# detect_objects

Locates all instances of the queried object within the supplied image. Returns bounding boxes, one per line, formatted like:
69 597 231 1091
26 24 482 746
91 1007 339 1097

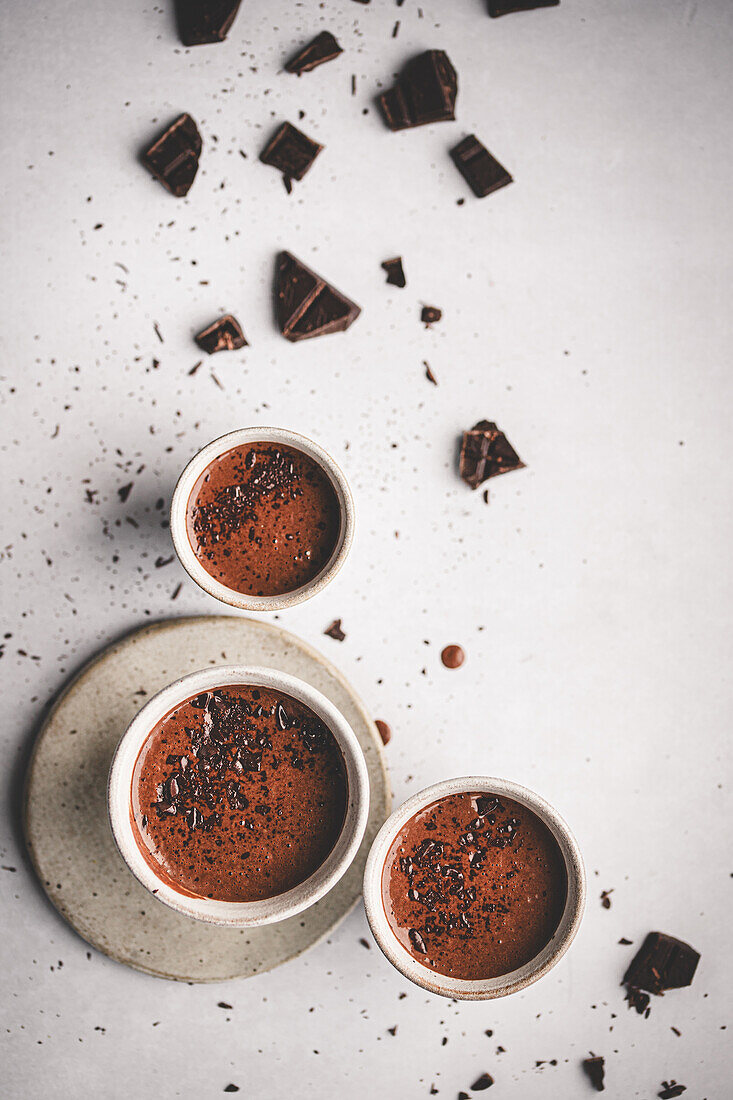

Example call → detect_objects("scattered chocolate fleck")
392 20 400 36
459 420 525 490
324 619 346 641
450 135 513 198
488 0 559 15
387 1025 397 1036
223 1086 240 1095
175 0 242 45
285 31 343 75
471 1073 494 1091
275 251 361 342
155 555 174 568
671 1026 681 1037
618 937 633 945
153 322 164 343
441 644 465 669
581 1056 605 1092
195 314 248 354
375 719 392 745
658 1083 686 1099
623 932 700 996
625 985 651 1016
171 582 183 600
381 257 406 288
424 361 438 385
421 305 442 326
600 889 613 909
188 360 203 375
142 114 202 198
118 483 133 503
378 50 458 131
359 937 371 949
217 1001 232 1009
260 122 323 185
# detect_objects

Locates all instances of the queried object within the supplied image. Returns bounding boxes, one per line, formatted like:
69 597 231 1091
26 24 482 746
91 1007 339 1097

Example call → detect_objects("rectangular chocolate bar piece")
450 135 513 198
379 50 457 131
260 122 323 183
285 31 343 75
176 0 242 45
142 113 202 197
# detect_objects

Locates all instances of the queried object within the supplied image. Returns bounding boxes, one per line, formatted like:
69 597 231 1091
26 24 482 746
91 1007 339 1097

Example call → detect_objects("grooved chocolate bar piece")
285 31 343 74
195 315 248 354
275 252 361 342
459 420 525 489
378 50 457 131
175 0 242 45
450 135 513 198
142 114 202 197
382 257 406 287
488 0 559 15
260 122 323 184
623 932 700 996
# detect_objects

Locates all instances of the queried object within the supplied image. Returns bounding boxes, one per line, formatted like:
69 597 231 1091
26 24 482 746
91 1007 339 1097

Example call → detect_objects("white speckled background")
2 1 731 1097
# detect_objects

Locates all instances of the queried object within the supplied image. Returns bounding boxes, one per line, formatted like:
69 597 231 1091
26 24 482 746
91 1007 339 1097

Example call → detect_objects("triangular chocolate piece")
195 314 248 354
275 252 360 342
175 0 242 46
285 31 343 75
142 114 202 197
459 420 525 489
379 50 457 131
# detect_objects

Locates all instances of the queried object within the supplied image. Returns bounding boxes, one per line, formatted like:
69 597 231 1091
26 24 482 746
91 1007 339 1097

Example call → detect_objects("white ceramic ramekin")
363 776 585 1000
108 665 370 927
170 427 355 611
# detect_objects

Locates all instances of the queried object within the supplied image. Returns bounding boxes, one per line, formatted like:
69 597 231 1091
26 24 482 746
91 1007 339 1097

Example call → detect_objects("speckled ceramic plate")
24 616 391 982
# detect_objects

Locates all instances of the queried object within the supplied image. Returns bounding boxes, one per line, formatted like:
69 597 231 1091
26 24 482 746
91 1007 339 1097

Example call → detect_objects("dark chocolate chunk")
381 257 406 287
441 644 465 669
375 719 392 745
625 985 651 1016
582 1056 605 1092
489 0 559 15
471 1074 494 1091
195 314 248 354
450 135 513 199
275 252 360 342
421 305 442 326
285 31 343 75
658 1083 686 1099
623 932 700 996
600 889 613 909
217 1001 232 1009
324 619 346 641
260 122 323 184
459 420 525 489
378 50 457 131
142 113 202 197
117 483 133 503
175 0 242 46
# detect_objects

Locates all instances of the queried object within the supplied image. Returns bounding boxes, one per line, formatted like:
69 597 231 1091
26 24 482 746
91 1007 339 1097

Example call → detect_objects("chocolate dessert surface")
132 684 348 902
186 441 341 597
382 792 567 980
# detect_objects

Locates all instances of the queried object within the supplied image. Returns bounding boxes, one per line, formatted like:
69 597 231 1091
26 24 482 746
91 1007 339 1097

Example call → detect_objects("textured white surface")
1 0 731 1097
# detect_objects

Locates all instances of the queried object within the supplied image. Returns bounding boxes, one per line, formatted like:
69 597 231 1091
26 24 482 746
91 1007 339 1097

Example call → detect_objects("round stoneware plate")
24 616 391 982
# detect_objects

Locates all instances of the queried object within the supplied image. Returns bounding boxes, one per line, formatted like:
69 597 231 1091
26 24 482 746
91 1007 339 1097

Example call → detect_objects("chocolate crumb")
618 937 633 945
324 619 346 641
388 1025 397 1036
118 483 133 503
600 889 613 909
421 305 442 326
441 644 465 669
471 1073 494 1091
195 315 248 354
424 361 438 385
375 719 392 745
223 1087 240 1095
658 1083 686 1099
217 1001 232 1009
359 937 371 949
381 257 406 288
581 1055 605 1092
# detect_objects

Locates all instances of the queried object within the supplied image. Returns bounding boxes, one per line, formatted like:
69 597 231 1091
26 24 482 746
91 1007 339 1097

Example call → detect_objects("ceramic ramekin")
108 665 370 927
170 427 355 611
363 776 585 1000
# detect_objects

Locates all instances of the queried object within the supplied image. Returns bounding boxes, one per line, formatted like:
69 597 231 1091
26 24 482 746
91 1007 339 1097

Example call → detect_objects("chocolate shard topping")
382 257 406 287
275 252 360 342
285 31 343 75
450 135 513 199
488 0 559 16
260 122 323 184
623 932 700 996
582 1056 605 1092
459 420 525 490
470 1074 494 1091
195 314 248 354
378 50 457 131
142 113 202 198
175 0 242 46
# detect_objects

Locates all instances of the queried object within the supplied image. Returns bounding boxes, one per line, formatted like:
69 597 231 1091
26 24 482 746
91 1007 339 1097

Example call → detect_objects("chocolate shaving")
581 1056 605 1092
285 31 343 75
142 113 202 198
378 50 457 131
260 122 323 184
195 314 248 354
175 0 242 45
275 251 360 342
450 135 513 199
623 932 700 996
488 0 559 16
459 420 525 490
324 619 346 641
381 257 406 287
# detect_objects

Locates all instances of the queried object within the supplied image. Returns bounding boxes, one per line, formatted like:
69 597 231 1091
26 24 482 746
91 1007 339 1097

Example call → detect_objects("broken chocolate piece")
285 31 343 75
582 1056 605 1092
378 50 457 131
470 1074 494 1091
459 420 525 490
175 0 242 46
450 135 513 198
658 1083 686 1099
623 932 700 995
194 315 248 354
260 122 323 184
142 113 202 198
421 305 442 326
489 0 559 15
324 619 346 641
625 986 651 1016
275 252 360 342
382 257 406 288
375 720 392 745
600 889 613 909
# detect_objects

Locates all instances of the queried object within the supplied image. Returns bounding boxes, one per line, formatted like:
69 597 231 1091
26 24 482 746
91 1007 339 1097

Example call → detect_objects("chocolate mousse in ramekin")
170 427 354 611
